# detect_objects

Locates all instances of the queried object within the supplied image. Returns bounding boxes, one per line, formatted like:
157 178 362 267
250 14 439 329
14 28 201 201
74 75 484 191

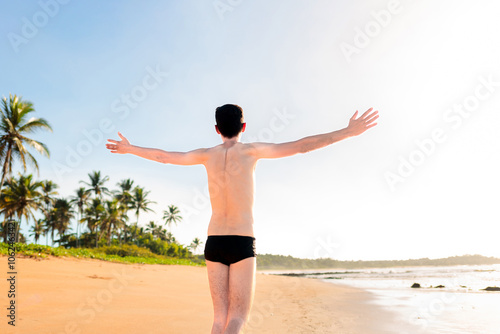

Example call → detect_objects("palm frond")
18 117 53 134
18 136 50 157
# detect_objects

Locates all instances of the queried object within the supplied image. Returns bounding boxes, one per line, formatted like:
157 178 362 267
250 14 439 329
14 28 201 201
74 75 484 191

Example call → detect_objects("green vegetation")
0 170 203 263
0 94 204 266
256 254 500 270
5 242 499 270
0 242 204 266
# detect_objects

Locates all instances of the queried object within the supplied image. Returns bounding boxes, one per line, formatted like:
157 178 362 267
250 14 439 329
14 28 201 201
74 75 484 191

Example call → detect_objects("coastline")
1 256 405 333
265 265 500 334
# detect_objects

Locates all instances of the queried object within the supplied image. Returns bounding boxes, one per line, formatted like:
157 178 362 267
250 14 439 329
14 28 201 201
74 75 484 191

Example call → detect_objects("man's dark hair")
215 104 245 138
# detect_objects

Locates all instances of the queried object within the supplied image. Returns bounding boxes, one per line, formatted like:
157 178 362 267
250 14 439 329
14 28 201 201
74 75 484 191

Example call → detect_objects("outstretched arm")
251 108 378 159
106 132 209 166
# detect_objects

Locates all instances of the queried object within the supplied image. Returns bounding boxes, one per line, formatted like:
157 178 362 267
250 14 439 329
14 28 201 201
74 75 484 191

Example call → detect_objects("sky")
1 0 499 261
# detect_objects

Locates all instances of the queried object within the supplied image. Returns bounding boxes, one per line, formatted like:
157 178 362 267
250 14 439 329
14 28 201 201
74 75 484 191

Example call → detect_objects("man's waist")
207 217 254 236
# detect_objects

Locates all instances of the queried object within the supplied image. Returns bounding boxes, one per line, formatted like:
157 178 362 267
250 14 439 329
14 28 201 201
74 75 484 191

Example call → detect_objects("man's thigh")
206 260 230 315
228 257 256 316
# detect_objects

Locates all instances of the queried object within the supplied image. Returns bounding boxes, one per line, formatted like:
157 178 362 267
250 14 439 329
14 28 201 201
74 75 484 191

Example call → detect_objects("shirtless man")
106 104 378 333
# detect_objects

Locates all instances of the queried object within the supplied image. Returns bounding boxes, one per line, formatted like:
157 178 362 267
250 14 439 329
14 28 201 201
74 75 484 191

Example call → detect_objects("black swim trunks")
204 235 256 266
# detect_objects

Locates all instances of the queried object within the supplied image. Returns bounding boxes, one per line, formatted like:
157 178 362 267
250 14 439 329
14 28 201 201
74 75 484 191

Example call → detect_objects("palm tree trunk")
95 222 100 248
2 216 6 243
76 209 80 248
107 224 112 246
2 214 12 242
14 216 20 243
0 146 12 196
119 227 122 245
51 227 55 246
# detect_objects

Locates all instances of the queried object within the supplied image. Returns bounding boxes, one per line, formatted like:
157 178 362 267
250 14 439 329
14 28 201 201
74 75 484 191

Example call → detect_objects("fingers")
365 113 379 124
107 132 125 145
106 132 126 153
352 108 376 121
106 145 120 153
360 107 374 119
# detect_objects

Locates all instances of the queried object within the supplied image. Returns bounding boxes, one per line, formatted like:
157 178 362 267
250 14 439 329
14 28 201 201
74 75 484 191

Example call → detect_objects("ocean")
269 264 500 334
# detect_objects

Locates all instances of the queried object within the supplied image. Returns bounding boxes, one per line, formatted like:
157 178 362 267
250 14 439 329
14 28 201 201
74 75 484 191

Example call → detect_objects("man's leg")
225 257 256 334
207 260 230 334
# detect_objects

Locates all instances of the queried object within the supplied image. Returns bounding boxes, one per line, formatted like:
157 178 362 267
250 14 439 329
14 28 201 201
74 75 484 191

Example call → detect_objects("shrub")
99 244 157 258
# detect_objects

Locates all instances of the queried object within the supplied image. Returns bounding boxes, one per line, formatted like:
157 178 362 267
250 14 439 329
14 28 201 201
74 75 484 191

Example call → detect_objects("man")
106 104 378 333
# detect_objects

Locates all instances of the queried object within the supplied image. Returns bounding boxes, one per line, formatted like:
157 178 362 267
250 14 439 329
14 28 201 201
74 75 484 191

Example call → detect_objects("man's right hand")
106 132 131 154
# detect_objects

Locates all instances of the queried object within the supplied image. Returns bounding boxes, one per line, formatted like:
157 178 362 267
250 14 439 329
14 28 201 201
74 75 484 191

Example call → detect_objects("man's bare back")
204 141 257 237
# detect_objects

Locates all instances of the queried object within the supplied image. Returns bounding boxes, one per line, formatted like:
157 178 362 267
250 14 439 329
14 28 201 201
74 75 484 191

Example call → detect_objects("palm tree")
0 174 42 242
131 186 155 226
45 211 58 246
82 198 105 248
145 221 157 236
189 237 203 253
114 179 134 243
156 225 169 241
145 221 171 241
40 180 58 208
0 94 52 194
39 180 58 243
70 187 89 247
128 223 145 245
43 217 51 245
29 218 45 244
52 198 75 245
101 199 128 245
80 171 110 247
165 231 176 244
80 170 110 200
163 205 182 232
115 179 134 204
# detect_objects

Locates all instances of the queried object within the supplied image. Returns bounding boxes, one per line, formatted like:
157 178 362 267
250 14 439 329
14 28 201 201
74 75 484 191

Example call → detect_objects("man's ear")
215 125 221 134
241 123 247 132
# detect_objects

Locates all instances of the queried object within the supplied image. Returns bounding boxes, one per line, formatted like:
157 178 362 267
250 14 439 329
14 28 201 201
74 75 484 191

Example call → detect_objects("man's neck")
221 136 240 144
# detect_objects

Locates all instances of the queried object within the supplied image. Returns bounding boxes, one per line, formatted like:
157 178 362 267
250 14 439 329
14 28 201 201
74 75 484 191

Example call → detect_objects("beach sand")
1 256 399 334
